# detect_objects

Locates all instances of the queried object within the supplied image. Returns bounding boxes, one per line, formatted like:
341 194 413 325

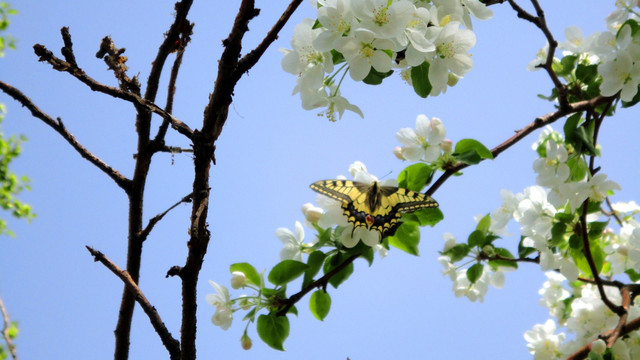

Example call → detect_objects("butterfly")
310 180 438 239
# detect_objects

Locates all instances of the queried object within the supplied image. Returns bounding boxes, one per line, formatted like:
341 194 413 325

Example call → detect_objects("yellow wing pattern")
310 180 438 238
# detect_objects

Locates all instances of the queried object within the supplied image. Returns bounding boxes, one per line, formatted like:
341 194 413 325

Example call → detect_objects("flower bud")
440 139 453 153
589 339 606 354
393 146 405 160
301 203 323 223
230 271 246 289
482 245 495 257
241 333 253 350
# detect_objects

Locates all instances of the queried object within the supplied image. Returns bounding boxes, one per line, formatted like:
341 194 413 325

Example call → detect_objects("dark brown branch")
138 192 194 241
114 2 194 360
32 42 194 140
60 26 77 68
153 47 186 146
506 0 566 109
95 36 141 94
0 80 132 192
236 0 304 75
177 2 261 359
85 246 180 360
0 294 18 360
426 96 613 197
276 253 360 317
608 286 631 347
579 200 624 315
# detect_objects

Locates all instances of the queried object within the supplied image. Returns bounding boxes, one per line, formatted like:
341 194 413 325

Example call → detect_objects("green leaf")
467 230 485 248
453 139 493 165
330 49 345 65
476 214 491 233
267 260 308 286
323 253 354 288
489 248 518 269
402 207 443 227
625 269 640 282
568 234 583 250
589 221 609 238
553 55 577 77
550 222 568 246
518 237 537 258
466 263 484 284
309 290 331 321
567 156 588 182
230 262 261 287
362 67 394 85
564 112 582 146
575 126 598 156
444 243 470 262
398 163 434 191
302 251 326 288
388 222 420 255
257 314 290 351
411 61 431 98
575 63 598 84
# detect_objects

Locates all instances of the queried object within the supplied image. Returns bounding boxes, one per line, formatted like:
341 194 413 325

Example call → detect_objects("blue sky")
1 1 638 359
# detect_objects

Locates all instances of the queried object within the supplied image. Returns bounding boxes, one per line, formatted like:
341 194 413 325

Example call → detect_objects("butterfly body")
310 180 438 238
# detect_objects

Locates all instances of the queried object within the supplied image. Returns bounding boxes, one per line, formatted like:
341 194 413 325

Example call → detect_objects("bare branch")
0 80 132 192
85 246 180 360
32 42 194 140
138 192 194 241
237 0 304 75
0 295 18 360
113 2 194 359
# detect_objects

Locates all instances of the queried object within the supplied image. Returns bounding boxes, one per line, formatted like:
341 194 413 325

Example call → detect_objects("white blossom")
396 115 447 162
524 319 565 360
276 221 305 261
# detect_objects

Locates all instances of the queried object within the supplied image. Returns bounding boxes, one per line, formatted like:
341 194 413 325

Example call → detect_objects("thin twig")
0 80 132 192
31 43 194 140
276 253 360 317
236 0 304 76
506 0 566 108
85 246 181 360
138 192 194 241
0 295 18 360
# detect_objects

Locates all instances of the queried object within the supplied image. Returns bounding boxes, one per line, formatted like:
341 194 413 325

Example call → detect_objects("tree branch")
579 200 624 315
426 95 614 197
32 40 194 140
236 0 304 76
506 0 566 108
0 80 132 192
138 192 194 242
0 294 18 360
113 2 194 359
276 253 360 317
85 246 180 360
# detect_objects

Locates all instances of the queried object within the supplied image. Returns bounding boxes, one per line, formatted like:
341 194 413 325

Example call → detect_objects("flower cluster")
280 0 492 120
524 271 640 359
438 125 640 358
529 3 640 102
